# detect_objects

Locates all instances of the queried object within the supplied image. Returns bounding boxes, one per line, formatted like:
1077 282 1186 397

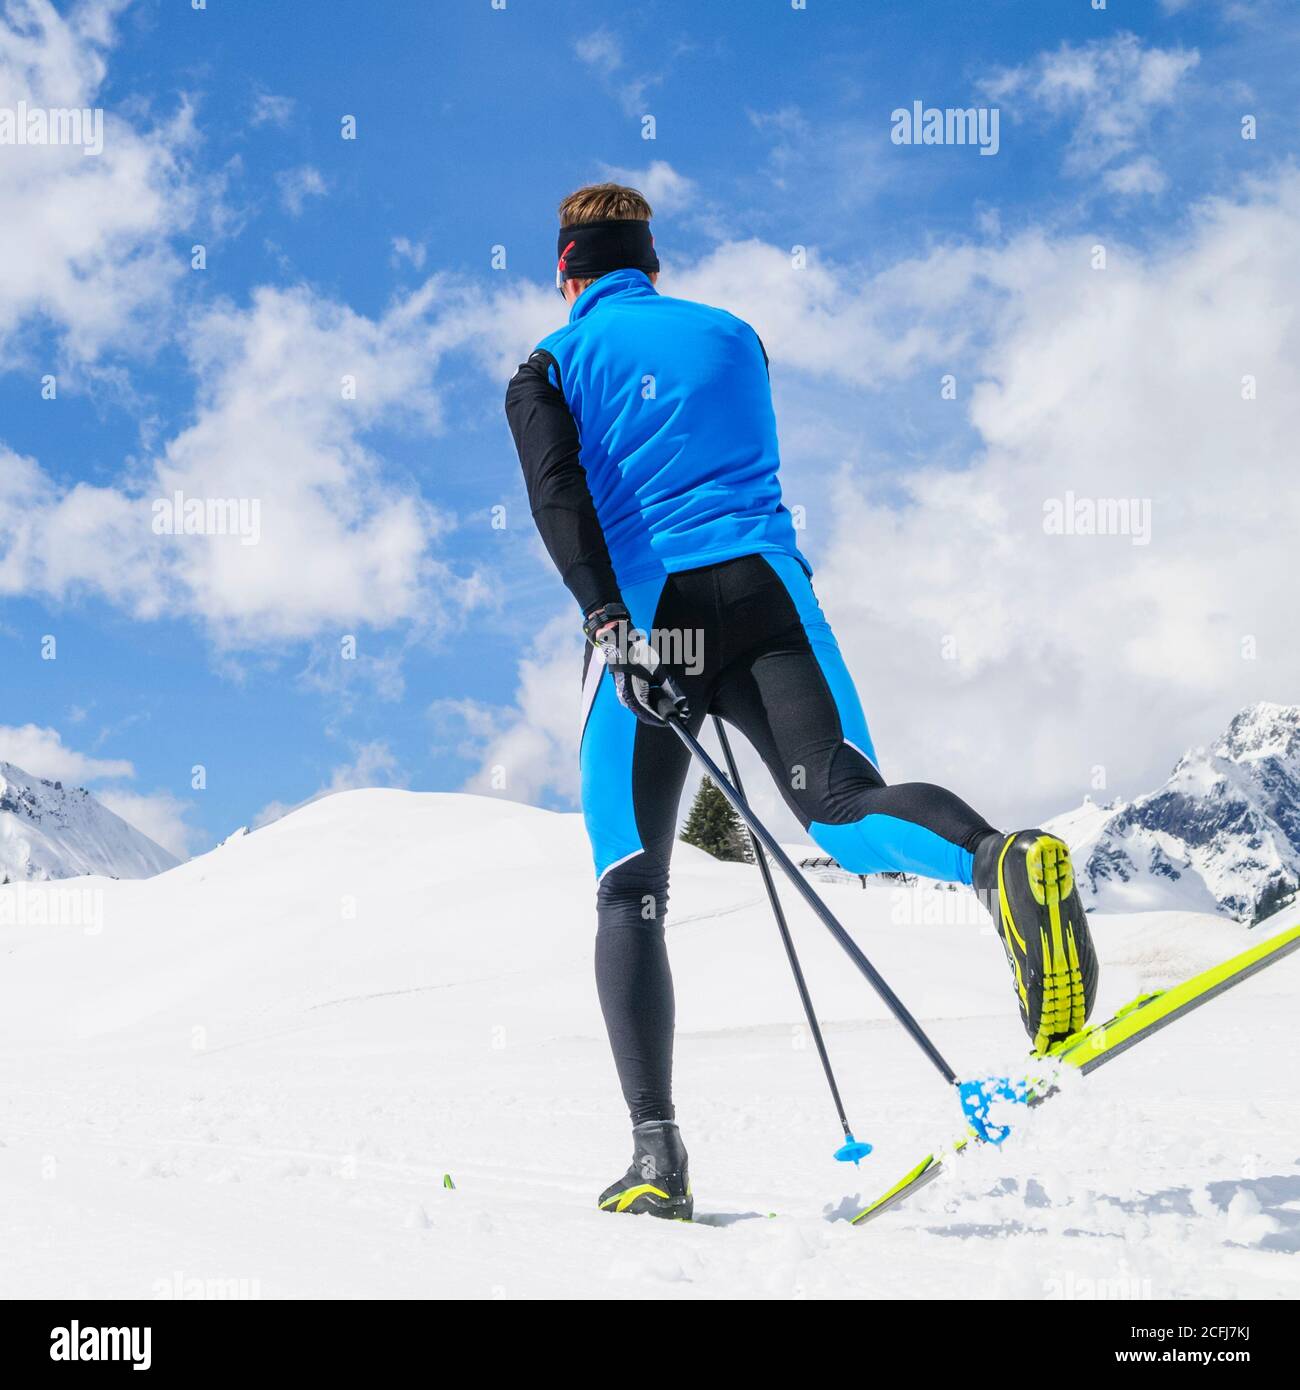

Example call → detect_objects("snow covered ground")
1 789 1297 1300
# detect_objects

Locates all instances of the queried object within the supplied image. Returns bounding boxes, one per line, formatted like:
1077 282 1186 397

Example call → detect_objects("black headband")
556 219 659 284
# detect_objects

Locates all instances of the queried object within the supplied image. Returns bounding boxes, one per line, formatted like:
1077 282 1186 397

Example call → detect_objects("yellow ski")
850 923 1300 1226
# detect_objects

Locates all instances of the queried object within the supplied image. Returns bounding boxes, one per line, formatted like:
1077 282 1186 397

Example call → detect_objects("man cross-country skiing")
505 183 1098 1220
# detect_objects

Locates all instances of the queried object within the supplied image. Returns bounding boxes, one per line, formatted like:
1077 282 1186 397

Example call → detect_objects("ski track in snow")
1 789 1297 1300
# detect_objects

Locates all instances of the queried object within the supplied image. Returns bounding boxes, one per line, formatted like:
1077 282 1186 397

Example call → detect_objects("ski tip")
834 1135 873 1164
441 1172 456 1190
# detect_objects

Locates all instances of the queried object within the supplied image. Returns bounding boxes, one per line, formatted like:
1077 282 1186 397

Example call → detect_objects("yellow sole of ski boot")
996 834 1087 1054
1022 835 1086 1053
598 1183 693 1220
599 1183 670 1213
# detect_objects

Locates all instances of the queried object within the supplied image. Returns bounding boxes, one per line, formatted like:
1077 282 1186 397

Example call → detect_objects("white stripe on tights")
843 737 881 777
597 848 644 884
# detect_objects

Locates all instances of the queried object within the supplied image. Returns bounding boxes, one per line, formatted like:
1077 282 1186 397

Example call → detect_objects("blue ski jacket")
505 268 810 612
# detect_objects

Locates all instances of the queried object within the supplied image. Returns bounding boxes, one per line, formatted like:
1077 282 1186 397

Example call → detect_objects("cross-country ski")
852 923 1300 1226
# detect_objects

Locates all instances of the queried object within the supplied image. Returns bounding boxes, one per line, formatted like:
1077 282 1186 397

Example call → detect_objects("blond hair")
558 182 653 227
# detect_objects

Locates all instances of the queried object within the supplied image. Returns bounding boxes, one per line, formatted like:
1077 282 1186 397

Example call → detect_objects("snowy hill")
0 759 179 883
1047 703 1300 922
1 787 1296 1299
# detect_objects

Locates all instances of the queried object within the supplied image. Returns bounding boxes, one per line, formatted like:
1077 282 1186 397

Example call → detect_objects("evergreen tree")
680 775 753 862
1251 876 1296 926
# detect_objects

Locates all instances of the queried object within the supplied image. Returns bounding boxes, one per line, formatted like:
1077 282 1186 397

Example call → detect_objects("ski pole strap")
582 601 630 643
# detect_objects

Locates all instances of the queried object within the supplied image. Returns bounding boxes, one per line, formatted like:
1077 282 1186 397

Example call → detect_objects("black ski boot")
973 830 1099 1053
598 1120 692 1220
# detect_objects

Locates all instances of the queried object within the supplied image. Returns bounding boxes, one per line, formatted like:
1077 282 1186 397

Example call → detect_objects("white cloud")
746 105 813 187
1104 155 1168 196
0 0 199 364
93 787 197 858
574 31 622 70
276 164 327 215
433 615 584 807
252 740 403 827
746 106 897 210
152 283 482 641
596 159 696 215
667 238 990 387
323 741 402 793
809 170 1300 823
391 235 427 269
420 272 571 385
0 4 557 656
0 723 133 782
0 0 573 657
987 33 1199 194
250 91 295 128
573 27 656 116
0 445 166 611
0 278 521 645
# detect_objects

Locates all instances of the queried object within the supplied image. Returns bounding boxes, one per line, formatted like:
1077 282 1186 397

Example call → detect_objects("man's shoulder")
655 292 754 332
651 295 765 363
533 323 575 357
533 292 760 367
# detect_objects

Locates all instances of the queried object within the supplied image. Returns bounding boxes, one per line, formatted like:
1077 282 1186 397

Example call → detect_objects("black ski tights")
595 925 676 1126
583 555 996 1125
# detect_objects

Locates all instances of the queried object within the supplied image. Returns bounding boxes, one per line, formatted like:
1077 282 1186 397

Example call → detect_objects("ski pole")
669 714 1025 1144
712 717 871 1164
667 715 958 1085
668 714 1027 1145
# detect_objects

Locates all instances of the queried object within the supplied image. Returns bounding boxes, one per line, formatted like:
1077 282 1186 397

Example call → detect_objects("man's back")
530 268 807 591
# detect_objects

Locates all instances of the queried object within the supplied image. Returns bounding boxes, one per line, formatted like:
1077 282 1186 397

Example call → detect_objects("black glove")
583 603 690 727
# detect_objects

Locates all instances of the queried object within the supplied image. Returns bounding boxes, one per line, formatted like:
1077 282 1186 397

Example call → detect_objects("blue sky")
3 0 1299 857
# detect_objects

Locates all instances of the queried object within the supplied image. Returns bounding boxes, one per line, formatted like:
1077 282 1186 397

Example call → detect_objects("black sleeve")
504 349 622 616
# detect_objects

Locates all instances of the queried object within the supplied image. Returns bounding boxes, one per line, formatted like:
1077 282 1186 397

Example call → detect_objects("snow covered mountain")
1047 703 1300 922
0 759 179 883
